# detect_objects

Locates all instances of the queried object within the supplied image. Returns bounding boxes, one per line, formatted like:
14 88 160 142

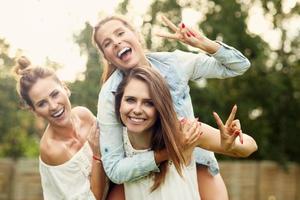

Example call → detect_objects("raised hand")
179 118 203 164
87 119 101 157
213 105 243 152
155 15 220 53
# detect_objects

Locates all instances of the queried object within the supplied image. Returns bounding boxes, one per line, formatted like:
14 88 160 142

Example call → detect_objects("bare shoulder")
73 106 95 123
40 133 68 166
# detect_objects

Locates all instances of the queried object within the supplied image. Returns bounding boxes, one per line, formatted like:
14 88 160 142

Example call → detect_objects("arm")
97 80 167 184
196 123 257 158
156 15 250 79
87 120 109 200
181 105 257 158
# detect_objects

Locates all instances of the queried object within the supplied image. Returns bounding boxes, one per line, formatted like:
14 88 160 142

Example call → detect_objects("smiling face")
119 78 158 137
94 19 148 71
28 77 72 127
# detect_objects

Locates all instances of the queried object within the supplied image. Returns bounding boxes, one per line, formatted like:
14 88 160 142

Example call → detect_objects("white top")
123 128 201 200
39 142 96 200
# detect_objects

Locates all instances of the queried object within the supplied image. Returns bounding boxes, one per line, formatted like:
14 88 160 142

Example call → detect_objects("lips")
51 108 65 118
117 47 132 60
129 116 145 123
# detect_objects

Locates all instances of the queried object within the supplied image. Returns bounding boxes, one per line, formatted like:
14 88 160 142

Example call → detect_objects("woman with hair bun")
13 56 111 200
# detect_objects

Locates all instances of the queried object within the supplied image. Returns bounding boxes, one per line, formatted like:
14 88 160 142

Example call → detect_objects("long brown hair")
115 66 185 191
13 56 62 109
93 15 143 83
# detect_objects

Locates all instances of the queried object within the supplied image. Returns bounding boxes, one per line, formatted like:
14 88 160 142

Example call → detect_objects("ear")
29 106 42 118
62 83 71 97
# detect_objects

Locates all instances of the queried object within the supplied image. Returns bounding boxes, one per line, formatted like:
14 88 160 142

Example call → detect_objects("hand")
87 120 101 157
213 105 243 152
155 15 220 53
179 118 203 164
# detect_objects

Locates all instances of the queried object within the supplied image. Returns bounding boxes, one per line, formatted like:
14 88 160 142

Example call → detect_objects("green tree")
0 38 40 158
69 23 103 115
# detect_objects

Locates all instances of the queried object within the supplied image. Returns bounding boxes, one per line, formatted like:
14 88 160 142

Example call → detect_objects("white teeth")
52 108 64 118
117 47 130 58
129 117 144 122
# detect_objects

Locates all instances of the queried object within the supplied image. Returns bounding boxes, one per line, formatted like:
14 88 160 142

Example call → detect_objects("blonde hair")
115 66 185 191
93 15 144 83
13 56 62 109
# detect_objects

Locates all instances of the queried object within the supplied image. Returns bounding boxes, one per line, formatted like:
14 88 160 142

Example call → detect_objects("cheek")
119 104 128 119
148 109 158 121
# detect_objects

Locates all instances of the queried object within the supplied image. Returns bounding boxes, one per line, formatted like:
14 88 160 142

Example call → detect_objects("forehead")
123 78 150 98
96 20 130 41
29 77 62 102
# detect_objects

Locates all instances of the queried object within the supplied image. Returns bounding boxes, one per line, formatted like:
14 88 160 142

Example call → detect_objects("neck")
127 129 153 150
49 115 79 140
137 54 151 68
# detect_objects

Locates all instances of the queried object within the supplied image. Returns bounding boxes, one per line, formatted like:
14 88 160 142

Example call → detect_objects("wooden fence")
0 159 299 200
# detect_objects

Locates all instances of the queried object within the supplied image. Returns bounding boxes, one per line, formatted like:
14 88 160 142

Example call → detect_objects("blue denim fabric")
97 42 251 183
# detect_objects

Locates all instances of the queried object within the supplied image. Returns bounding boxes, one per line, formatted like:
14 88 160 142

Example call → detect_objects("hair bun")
14 56 31 75
17 56 31 69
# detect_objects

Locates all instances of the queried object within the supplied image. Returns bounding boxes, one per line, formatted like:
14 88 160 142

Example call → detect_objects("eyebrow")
123 95 152 101
34 90 58 106
101 27 124 45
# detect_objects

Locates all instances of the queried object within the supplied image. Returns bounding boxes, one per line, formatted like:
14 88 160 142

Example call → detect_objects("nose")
132 104 142 115
113 37 121 46
48 100 58 110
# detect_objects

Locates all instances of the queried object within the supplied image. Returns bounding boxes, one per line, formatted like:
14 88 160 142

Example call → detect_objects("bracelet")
92 155 101 162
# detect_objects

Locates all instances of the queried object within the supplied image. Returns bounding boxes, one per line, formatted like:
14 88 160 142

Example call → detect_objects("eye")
144 100 154 107
37 100 46 108
117 31 125 36
124 97 136 104
51 91 59 98
103 40 111 48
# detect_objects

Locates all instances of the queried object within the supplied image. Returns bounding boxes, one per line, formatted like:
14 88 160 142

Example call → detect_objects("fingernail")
181 23 185 28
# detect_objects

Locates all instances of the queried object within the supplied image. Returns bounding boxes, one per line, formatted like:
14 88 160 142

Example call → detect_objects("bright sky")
0 0 299 81
0 0 121 81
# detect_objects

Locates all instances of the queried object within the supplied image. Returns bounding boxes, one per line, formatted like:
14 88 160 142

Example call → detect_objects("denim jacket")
97 42 250 183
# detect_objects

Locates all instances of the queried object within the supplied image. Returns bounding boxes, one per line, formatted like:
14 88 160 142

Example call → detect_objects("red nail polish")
181 23 185 28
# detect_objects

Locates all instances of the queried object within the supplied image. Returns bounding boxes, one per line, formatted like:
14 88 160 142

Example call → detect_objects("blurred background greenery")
0 0 299 168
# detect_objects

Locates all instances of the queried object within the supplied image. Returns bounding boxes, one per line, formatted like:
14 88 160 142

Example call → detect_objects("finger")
239 132 244 144
225 105 237 126
161 15 178 32
191 122 203 143
155 32 178 40
187 119 198 133
213 112 225 133
179 28 192 38
235 119 241 130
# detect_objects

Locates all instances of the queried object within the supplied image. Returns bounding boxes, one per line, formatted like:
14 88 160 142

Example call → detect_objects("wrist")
196 37 220 54
92 155 101 162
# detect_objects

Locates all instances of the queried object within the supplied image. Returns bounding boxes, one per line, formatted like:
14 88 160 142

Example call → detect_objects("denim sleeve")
97 85 159 184
174 41 251 81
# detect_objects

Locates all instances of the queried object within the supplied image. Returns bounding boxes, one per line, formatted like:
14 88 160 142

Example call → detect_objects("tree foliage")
0 38 40 158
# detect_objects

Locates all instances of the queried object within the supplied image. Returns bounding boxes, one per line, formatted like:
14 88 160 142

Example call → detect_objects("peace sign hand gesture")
155 15 220 54
213 105 243 152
